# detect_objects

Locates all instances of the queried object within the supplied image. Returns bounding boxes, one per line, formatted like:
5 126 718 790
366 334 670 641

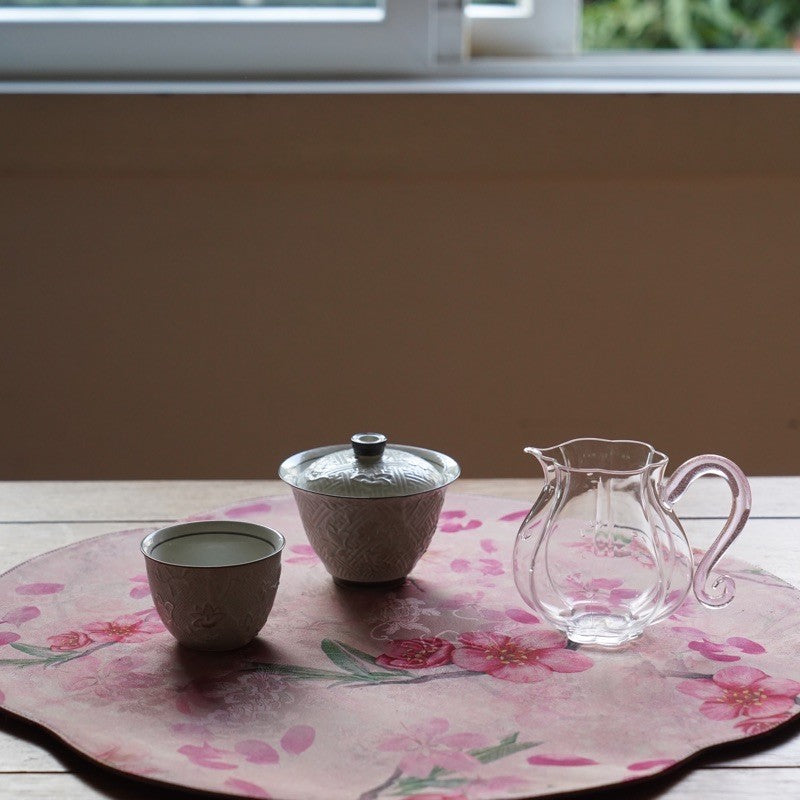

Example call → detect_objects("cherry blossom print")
178 742 237 770
369 596 440 639
450 558 504 578
280 725 315 755
176 671 293 728
528 755 598 767
226 501 272 519
504 609 540 625
129 575 151 599
667 594 696 621
15 583 64 596
567 535 655 568
223 778 271 799
403 794 467 800
499 509 529 523
452 631 593 683
672 627 765 662
0 606 40 626
235 739 279 765
62 655 163 705
285 544 320 566
439 511 482 534
678 666 800 720
378 718 488 779
734 713 792 735
627 759 677 772
0 632 20 646
48 631 94 652
564 575 638 612
94 744 161 776
376 637 455 670
84 614 164 643
480 539 498 554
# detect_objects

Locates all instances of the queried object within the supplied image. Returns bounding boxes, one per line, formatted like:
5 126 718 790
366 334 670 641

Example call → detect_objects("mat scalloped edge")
1 493 800 800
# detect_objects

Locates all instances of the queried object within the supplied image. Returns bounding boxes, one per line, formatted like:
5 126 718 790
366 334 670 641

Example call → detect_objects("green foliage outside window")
583 0 800 49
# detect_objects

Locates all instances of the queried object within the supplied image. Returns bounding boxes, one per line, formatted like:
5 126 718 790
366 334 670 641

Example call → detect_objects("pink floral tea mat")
1 494 800 800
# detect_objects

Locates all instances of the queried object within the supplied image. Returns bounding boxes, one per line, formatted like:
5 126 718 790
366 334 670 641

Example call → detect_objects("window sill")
2 53 800 94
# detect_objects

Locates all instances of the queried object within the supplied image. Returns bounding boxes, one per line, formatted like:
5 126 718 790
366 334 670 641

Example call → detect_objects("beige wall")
3 93 799 479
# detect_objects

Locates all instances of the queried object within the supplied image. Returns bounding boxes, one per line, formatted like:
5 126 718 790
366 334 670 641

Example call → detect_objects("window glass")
584 1 800 49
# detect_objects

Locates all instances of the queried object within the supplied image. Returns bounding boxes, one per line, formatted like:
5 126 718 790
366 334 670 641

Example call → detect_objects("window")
1 1 798 82
0 1 580 79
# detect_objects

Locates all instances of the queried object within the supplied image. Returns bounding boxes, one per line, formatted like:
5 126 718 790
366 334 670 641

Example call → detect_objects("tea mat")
1 494 800 800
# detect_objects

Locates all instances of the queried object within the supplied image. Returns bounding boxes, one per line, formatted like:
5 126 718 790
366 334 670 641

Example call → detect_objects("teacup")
141 520 285 651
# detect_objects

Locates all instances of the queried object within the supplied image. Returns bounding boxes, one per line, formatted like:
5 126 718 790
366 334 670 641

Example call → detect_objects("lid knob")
351 433 387 460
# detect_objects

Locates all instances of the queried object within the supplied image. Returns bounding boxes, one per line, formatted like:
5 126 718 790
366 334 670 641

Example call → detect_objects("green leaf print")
321 639 375 677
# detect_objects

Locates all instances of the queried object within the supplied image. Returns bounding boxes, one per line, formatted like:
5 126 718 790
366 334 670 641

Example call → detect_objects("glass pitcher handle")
662 455 752 608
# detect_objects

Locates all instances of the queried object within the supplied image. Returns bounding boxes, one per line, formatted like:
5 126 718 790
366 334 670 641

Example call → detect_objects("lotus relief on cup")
141 521 285 651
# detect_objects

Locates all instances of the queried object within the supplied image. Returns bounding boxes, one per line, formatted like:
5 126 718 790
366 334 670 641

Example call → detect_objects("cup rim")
140 520 286 569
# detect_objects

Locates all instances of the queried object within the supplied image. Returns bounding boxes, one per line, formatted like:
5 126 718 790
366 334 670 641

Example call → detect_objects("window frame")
0 0 581 79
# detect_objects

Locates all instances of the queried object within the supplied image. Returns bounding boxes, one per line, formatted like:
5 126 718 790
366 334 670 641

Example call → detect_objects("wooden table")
1 478 799 799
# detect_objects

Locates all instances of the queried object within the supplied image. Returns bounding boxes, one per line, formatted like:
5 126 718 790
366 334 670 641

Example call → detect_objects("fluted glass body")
513 439 750 647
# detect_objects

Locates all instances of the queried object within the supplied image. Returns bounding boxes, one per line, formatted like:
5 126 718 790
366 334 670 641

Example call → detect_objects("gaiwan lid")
279 433 460 499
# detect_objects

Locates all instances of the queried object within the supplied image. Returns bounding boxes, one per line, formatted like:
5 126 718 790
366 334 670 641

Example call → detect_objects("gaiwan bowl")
279 433 460 588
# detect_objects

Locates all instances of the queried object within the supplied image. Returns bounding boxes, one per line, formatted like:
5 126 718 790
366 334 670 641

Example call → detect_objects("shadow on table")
2 702 799 800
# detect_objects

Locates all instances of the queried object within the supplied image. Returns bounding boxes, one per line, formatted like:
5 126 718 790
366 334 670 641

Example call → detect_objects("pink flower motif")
564 574 638 612
280 725 315 755
403 795 468 800
15 582 64 596
226 500 272 519
479 539 498 553
734 713 792 735
178 742 237 770
63 655 162 702
668 594 696 621
450 558 504 577
235 739 279 765
376 638 455 670
224 778 271 799
504 608 540 625
129 575 151 599
672 627 766 662
0 606 40 626
47 631 94 652
499 509 529 522
452 631 593 683
378 717 488 778
84 614 164 643
439 511 482 534
678 666 800 720
285 544 320 566
0 632 21 646
528 754 598 766
627 759 677 772
402 795 467 800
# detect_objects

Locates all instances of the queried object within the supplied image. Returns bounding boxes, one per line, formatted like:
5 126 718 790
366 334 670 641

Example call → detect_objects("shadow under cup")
140 520 285 651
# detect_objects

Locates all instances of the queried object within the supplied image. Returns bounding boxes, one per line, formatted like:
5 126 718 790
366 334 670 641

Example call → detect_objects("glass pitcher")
513 438 751 647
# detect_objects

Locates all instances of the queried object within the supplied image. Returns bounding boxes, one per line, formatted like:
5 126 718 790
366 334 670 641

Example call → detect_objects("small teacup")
141 520 285 651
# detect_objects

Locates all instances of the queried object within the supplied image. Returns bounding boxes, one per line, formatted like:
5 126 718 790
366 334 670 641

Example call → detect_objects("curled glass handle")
663 455 752 608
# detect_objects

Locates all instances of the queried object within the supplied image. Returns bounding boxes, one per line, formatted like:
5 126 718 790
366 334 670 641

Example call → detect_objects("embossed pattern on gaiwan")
291 488 445 584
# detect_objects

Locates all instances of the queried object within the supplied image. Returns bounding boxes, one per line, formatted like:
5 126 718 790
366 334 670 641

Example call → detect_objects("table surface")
1 477 800 800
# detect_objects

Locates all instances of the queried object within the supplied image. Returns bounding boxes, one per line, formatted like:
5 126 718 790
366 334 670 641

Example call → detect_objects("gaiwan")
280 433 460 588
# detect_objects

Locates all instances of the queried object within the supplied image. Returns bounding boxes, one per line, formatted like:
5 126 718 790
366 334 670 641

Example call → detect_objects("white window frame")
0 0 579 79
2 0 800 88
